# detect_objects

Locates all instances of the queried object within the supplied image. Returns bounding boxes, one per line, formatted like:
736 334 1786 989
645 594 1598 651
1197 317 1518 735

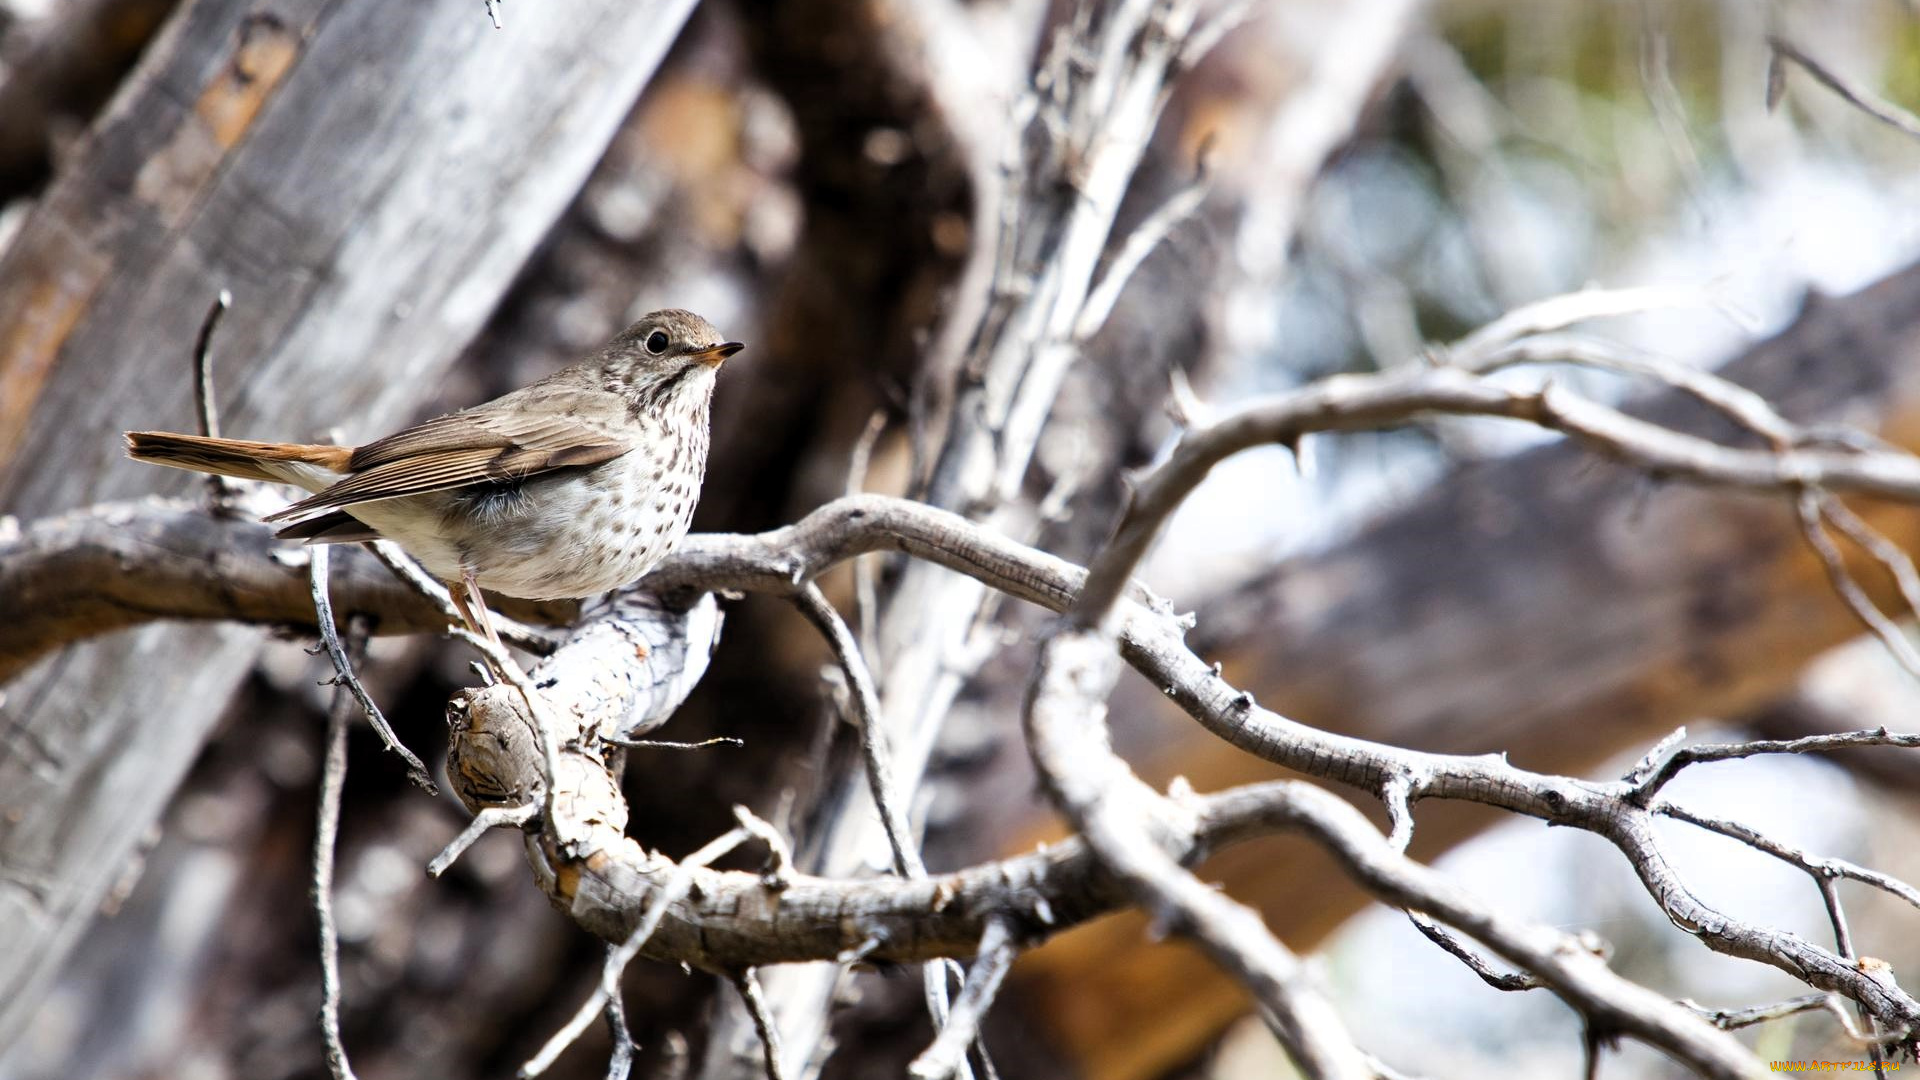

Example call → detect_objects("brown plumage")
123 434 352 483
127 308 742 645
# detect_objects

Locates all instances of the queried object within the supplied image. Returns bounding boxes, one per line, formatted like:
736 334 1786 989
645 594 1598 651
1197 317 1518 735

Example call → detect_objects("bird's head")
601 309 744 402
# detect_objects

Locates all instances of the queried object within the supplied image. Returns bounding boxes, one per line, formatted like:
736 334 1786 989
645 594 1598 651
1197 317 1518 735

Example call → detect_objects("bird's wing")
263 389 632 522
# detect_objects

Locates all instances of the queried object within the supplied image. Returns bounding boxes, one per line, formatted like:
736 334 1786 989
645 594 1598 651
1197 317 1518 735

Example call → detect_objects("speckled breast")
453 411 709 601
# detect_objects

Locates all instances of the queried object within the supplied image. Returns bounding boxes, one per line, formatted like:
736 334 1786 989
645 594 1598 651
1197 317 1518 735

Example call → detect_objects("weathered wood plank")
0 0 698 1049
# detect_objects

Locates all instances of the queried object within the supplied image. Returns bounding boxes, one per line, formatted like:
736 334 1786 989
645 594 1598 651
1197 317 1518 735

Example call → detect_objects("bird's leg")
453 570 506 656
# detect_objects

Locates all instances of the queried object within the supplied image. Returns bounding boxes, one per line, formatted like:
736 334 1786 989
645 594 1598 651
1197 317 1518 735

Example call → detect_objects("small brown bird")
127 309 742 647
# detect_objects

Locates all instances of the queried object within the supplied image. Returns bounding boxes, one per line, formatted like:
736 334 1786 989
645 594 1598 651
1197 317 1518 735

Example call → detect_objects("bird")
126 308 742 649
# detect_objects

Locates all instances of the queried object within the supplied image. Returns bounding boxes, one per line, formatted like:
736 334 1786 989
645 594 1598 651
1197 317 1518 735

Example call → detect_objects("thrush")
127 308 742 648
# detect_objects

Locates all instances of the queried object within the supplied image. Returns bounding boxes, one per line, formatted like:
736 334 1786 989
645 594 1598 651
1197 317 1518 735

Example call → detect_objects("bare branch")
1795 493 1920 679
427 802 538 879
603 985 635 1080
1406 912 1542 993
1070 362 1920 633
1135 590 1920 1038
1472 333 1793 444
308 544 435 793
1073 159 1211 343
1447 285 1714 368
1682 994 1832 1031
909 919 1019 1080
609 736 743 752
791 584 967 1047
314 620 363 1080
846 408 889 668
792 584 923 878
733 969 787 1080
1628 726 1920 803
522 825 755 1079
1025 629 1373 1079
1819 495 1920 625
1814 869 1890 1072
1656 801 1920 914
190 289 237 507
1200 783 1768 1079
1768 35 1920 144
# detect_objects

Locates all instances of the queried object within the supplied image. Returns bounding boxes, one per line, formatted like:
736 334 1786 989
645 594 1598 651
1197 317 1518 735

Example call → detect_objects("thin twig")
909 919 1018 1080
1656 801 1920 913
1796 492 1920 679
1447 285 1711 369
1638 18 1708 215
1681 993 1832 1031
192 290 231 440
314 622 363 1080
1627 725 1920 804
733 969 787 1080
521 826 753 1078
1073 158 1211 342
191 289 237 506
1823 995 1889 1047
791 583 964 1042
607 736 744 752
604 982 635 1080
1407 912 1541 992
791 584 922 877
308 544 436 793
1768 35 1920 144
846 409 889 670
1176 0 1254 71
1815 872 1889 1074
1474 333 1793 445
1198 782 1769 1078
426 802 538 878
1818 495 1920 623
191 292 230 440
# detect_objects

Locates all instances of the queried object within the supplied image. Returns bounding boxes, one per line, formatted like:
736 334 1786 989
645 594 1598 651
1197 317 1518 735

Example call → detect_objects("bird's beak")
695 341 746 367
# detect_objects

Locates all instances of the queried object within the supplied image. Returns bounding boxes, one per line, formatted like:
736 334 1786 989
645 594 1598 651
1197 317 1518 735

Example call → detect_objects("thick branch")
0 496 570 682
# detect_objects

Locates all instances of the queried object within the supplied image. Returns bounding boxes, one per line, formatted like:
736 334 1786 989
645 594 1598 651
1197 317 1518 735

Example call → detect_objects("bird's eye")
646 330 670 354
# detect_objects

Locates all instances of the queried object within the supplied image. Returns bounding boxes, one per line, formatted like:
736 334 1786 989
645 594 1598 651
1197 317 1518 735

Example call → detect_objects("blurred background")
2 0 1920 1077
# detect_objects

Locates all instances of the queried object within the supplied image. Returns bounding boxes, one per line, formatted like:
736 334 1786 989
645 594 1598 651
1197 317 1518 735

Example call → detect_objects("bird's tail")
124 431 352 486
